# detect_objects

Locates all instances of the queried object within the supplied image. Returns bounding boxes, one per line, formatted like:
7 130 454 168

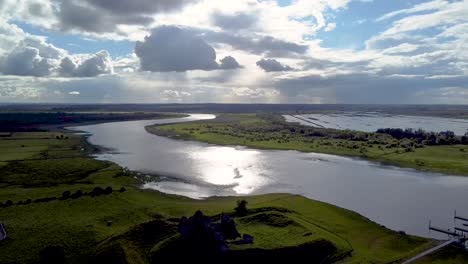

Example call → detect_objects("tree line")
376 128 468 145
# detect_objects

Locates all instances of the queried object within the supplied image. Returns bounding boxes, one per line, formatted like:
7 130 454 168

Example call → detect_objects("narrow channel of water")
70 114 468 239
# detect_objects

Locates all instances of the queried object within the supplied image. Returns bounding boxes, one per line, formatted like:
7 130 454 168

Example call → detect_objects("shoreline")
71 124 434 240
62 115 465 240
5 115 466 262
146 123 468 177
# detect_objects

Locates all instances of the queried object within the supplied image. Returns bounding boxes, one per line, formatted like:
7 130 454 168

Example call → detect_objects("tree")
234 200 248 216
462 132 468 144
70 190 83 199
61 191 71 200
91 186 104 197
104 186 113 195
40 245 65 264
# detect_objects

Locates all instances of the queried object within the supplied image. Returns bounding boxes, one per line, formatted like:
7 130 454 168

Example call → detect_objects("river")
69 114 468 239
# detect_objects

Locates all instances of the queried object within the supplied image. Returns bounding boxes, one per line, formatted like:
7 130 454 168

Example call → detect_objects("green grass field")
0 131 465 263
147 114 468 176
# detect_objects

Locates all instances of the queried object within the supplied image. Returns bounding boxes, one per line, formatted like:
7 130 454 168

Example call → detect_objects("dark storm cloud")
211 12 257 30
135 26 240 72
256 58 294 72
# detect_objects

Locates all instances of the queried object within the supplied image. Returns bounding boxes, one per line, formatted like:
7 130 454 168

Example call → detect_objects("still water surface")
70 114 468 238
284 113 468 135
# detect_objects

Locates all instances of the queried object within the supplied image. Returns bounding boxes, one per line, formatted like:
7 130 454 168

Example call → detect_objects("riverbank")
146 114 468 177
0 111 188 132
0 129 460 262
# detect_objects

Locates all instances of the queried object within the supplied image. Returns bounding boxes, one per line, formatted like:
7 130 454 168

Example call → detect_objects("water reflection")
187 146 270 194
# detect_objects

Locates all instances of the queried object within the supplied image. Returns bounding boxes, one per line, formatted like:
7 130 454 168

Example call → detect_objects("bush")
70 190 83 199
0 202 3 208
24 199 32 205
234 200 248 216
104 186 113 195
34 197 57 203
5 200 13 207
90 187 104 197
40 245 65 264
119 187 127 192
61 191 71 200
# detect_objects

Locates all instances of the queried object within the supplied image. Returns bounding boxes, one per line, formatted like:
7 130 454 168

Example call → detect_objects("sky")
0 0 467 104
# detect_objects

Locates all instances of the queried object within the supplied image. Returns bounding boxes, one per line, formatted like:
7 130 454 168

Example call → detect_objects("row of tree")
0 186 127 208
376 128 468 145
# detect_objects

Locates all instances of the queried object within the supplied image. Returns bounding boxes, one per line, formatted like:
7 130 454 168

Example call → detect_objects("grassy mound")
0 158 108 187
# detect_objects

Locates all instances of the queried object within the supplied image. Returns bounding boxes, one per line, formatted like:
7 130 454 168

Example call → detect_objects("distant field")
147 114 468 176
0 112 186 132
0 131 454 263
3 103 468 119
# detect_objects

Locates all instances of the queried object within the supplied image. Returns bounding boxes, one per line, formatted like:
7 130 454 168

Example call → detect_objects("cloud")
1 0 467 104
58 57 77 77
376 0 449 22
273 71 468 103
256 59 294 72
4 0 197 35
219 56 241 70
1 46 55 76
196 30 308 57
59 50 114 77
379 0 468 36
381 43 420 55
0 19 66 77
85 0 198 15
58 1 154 33
324 23 336 32
135 26 240 72
211 12 257 30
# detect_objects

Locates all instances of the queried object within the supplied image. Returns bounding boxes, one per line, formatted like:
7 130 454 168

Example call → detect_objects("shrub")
90 187 104 197
5 200 13 207
234 200 248 216
24 199 32 205
104 186 113 195
34 197 57 203
119 187 127 192
0 202 3 208
70 190 83 199
40 245 65 264
61 191 71 200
